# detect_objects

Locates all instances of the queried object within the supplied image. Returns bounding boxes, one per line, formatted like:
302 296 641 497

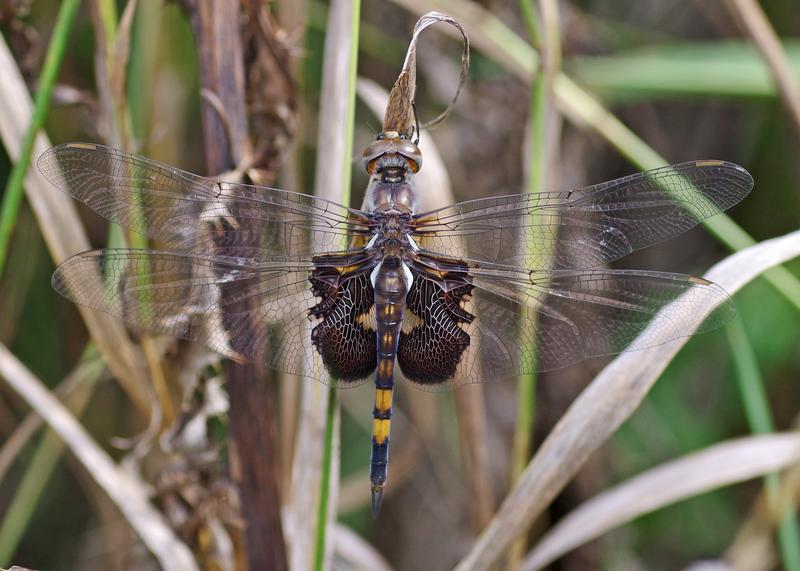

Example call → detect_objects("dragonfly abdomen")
369 256 411 516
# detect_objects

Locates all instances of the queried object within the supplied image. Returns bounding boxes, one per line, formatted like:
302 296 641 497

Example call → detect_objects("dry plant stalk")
185 1 287 569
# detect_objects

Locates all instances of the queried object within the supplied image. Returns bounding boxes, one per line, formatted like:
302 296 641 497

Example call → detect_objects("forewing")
397 262 734 390
52 249 377 387
38 143 371 259
411 161 752 270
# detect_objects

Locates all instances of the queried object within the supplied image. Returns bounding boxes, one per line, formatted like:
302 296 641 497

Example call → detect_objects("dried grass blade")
288 0 357 567
0 349 101 482
333 524 393 571
724 0 800 137
454 229 800 571
0 33 150 412
521 434 800 570
0 353 103 563
0 342 198 570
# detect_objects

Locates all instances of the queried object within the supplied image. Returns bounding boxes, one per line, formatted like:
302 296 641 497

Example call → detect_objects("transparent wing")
52 249 376 387
397 263 734 391
38 143 372 259
411 161 752 270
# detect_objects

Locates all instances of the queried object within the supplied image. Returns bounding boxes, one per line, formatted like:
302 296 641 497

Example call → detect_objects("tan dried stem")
725 0 800 139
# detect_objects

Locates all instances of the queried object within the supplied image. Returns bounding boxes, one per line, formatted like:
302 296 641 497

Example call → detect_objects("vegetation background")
0 1 799 570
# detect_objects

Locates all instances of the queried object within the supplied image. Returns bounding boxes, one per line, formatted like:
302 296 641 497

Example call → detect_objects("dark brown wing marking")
397 265 475 385
309 266 377 382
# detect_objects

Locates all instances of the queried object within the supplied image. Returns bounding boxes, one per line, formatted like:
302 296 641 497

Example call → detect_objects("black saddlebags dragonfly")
38 137 752 514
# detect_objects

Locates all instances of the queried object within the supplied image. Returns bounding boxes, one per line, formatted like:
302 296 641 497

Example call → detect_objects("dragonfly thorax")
363 174 418 213
365 211 416 259
362 133 421 213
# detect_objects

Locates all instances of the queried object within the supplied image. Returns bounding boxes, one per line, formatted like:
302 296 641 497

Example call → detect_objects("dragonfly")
38 137 752 515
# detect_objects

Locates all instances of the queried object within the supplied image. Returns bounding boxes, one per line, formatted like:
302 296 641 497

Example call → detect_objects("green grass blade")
567 41 800 100
511 0 546 494
555 75 800 313
0 0 81 277
727 319 800 571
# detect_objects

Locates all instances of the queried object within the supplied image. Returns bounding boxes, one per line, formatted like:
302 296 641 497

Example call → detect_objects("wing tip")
695 159 754 192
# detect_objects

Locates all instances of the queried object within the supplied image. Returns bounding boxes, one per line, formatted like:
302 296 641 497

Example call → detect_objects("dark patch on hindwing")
308 267 377 381
397 270 474 384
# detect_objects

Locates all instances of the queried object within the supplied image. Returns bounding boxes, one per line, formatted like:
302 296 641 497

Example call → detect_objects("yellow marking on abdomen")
373 418 391 444
375 388 393 412
378 358 394 379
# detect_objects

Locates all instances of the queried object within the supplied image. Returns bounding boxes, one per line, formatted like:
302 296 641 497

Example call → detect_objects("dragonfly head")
362 131 422 178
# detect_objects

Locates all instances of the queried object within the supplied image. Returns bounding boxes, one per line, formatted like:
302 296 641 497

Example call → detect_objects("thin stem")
339 0 361 206
510 0 545 488
314 390 339 571
0 0 81 277
725 0 800 138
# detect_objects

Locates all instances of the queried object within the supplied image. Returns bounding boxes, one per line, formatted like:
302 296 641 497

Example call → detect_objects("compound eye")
394 139 422 172
362 139 392 173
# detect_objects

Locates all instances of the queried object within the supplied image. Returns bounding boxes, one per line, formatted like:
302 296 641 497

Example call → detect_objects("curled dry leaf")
454 228 800 571
522 433 800 570
383 11 469 137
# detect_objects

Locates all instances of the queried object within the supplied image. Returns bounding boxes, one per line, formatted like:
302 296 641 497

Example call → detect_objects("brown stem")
184 1 287 569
